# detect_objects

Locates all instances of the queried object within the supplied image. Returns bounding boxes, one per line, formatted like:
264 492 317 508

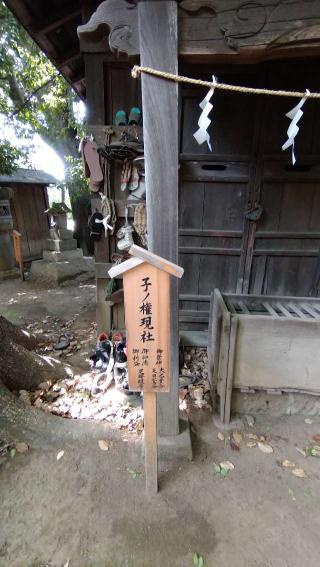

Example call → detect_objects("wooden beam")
56 50 81 69
138 1 179 437
68 68 85 86
31 8 82 35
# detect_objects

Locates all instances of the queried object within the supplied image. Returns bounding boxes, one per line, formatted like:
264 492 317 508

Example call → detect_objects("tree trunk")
0 315 42 350
0 316 113 448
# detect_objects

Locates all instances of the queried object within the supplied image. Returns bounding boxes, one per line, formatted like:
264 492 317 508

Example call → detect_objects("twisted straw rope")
132 65 320 99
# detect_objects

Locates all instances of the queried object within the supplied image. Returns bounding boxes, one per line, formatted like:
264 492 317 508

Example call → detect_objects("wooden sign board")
109 245 183 495
123 262 170 392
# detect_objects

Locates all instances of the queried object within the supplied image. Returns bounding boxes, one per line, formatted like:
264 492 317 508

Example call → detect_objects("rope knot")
131 65 141 79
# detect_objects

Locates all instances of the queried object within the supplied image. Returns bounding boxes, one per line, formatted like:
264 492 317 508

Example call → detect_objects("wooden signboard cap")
108 244 184 279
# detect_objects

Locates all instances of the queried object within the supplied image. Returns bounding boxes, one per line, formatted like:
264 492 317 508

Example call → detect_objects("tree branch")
10 75 58 118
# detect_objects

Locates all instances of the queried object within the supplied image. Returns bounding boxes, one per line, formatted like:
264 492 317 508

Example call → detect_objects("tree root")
0 379 117 449
0 316 118 448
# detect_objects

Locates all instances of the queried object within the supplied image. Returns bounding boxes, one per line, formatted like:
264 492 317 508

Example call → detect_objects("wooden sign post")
109 244 183 494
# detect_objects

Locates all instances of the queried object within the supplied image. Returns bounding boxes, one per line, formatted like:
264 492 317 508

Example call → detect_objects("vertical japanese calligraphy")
122 263 170 392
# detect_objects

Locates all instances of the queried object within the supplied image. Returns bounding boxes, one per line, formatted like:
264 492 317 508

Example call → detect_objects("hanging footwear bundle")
133 203 147 247
99 192 116 236
117 206 134 251
80 138 104 192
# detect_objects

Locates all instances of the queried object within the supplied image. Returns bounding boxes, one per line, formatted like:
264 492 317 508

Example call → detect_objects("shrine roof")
108 245 184 279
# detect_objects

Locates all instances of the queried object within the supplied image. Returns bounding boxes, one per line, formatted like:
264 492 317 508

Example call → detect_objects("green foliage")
45 201 71 215
127 468 141 479
193 553 205 567
60 156 90 203
0 2 86 192
0 139 21 174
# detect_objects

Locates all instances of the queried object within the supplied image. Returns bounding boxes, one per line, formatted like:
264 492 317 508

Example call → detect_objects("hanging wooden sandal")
133 203 148 247
82 139 104 192
120 159 132 192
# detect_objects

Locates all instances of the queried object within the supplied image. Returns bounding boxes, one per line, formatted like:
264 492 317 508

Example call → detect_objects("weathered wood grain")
144 392 158 495
138 1 179 436
79 0 320 61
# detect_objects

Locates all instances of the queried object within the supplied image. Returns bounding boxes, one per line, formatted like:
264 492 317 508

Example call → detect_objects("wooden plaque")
123 262 170 392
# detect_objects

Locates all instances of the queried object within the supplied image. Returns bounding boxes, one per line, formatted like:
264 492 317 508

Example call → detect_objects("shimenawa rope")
131 65 320 99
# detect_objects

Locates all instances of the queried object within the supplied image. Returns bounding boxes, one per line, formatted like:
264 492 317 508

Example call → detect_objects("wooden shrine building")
6 0 320 435
0 168 56 263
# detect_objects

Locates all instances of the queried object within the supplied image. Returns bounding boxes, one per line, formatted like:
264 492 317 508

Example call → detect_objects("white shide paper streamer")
282 89 310 165
193 75 216 151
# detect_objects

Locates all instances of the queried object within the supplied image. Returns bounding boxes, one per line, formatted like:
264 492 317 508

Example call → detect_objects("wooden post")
12 230 24 281
109 245 183 494
138 0 179 436
143 392 158 494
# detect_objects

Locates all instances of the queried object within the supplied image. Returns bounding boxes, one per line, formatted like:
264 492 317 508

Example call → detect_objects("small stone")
305 418 313 425
15 442 29 453
217 432 225 441
245 415 255 427
98 440 109 451
19 390 31 404
38 381 51 391
220 461 235 472
282 460 295 468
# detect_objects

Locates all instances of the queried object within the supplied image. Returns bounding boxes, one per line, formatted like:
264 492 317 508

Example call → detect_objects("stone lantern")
0 186 19 280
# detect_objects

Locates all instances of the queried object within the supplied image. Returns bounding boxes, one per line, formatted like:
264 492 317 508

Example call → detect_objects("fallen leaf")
56 450 64 461
10 448 16 459
246 441 257 448
257 442 273 454
246 433 258 440
292 468 306 478
306 446 320 457
217 432 225 441
259 435 266 442
305 418 313 425
232 430 243 445
98 440 109 451
220 460 235 472
312 434 320 443
230 440 240 452
127 468 141 479
213 463 221 475
296 447 307 458
282 460 296 468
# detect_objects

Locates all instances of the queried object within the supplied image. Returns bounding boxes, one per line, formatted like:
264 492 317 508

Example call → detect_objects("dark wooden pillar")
138 1 179 436
84 53 111 333
84 53 106 124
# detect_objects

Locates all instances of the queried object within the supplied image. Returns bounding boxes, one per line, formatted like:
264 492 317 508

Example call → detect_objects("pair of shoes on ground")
115 107 142 126
90 332 130 394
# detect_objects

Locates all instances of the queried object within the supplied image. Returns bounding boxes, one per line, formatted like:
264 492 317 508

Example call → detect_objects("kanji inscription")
123 263 170 392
